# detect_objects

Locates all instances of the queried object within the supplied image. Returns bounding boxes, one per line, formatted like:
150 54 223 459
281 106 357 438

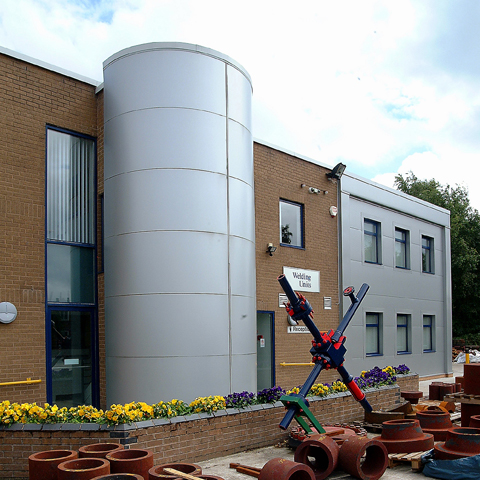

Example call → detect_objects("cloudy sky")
2 0 480 209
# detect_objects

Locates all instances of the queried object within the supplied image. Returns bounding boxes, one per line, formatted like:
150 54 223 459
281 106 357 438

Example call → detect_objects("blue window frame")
423 315 434 352
422 235 434 273
364 219 381 264
280 199 304 248
45 126 98 407
397 314 411 354
366 312 381 355
395 228 409 269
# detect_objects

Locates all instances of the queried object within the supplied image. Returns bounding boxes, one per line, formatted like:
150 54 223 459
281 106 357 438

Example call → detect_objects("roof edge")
0 46 101 87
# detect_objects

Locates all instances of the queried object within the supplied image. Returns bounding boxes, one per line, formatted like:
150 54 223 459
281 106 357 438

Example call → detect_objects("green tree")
394 172 480 337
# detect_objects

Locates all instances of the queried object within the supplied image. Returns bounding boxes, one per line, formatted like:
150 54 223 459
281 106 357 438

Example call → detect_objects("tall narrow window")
46 127 97 408
364 219 381 264
397 314 411 354
47 129 95 244
395 228 409 269
280 199 303 248
47 128 96 304
422 235 434 273
366 313 381 355
423 315 434 352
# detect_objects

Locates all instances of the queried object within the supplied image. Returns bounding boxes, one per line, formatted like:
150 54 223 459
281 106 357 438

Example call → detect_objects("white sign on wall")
283 266 320 293
287 325 310 334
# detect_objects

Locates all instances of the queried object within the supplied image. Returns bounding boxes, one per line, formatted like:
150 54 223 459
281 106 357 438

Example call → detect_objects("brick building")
0 42 451 409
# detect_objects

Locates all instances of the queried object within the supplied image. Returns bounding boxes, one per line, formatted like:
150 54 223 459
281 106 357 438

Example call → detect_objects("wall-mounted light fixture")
326 162 346 180
301 184 328 195
266 243 277 256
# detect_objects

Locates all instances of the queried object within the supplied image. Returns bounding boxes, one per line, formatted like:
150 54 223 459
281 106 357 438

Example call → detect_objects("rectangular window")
364 219 381 264
47 129 95 244
46 127 98 407
47 244 95 304
423 315 434 351
280 199 304 248
395 228 409 269
366 313 381 355
422 235 434 273
397 314 411 354
46 128 96 305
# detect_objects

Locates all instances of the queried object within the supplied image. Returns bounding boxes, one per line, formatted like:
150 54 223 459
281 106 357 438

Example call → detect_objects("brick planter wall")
0 379 417 479
395 373 420 392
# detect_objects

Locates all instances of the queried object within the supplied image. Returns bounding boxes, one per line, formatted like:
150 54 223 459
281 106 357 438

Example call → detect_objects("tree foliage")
394 172 480 336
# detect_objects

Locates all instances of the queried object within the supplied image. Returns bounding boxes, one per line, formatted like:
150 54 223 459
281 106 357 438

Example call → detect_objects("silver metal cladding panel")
105 231 228 297
106 355 232 405
228 120 254 184
230 354 257 394
104 108 227 180
104 170 228 238
230 295 257 355
227 64 252 133
105 294 229 358
341 185 451 378
104 43 255 404
228 178 255 241
104 49 227 122
229 236 256 297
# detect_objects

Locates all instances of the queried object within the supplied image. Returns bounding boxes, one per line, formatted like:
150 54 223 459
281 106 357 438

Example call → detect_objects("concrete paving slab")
198 442 437 479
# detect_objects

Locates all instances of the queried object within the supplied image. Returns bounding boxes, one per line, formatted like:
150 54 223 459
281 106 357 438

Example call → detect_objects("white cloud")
2 0 480 208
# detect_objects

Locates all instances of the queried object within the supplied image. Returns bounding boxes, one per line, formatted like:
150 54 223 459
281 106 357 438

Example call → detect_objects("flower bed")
0 377 415 479
0 365 411 428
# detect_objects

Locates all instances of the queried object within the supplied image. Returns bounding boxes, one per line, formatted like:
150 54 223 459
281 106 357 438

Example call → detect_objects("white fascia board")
0 46 101 87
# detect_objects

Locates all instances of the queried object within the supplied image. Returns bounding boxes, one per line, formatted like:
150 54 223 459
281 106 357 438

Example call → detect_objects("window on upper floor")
395 227 410 269
46 127 96 304
364 219 381 264
280 199 304 248
423 315 435 352
396 314 411 354
366 312 382 355
422 235 434 273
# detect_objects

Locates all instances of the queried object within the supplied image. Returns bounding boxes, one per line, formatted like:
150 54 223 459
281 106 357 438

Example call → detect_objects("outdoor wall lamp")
266 243 277 256
326 162 346 180
300 184 328 194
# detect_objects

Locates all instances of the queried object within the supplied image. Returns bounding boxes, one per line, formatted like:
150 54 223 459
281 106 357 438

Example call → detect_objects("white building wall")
340 173 452 378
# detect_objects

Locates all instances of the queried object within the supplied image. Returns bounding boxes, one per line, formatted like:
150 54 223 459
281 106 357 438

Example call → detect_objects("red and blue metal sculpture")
277 274 373 433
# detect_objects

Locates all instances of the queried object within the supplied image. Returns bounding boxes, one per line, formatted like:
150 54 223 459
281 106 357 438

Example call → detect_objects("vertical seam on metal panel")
225 63 232 393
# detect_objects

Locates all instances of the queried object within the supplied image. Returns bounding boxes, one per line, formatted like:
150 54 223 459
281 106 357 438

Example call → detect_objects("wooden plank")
388 451 427 471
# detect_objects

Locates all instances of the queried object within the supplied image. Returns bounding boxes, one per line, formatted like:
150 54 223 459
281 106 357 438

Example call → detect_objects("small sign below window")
287 325 310 333
324 297 332 310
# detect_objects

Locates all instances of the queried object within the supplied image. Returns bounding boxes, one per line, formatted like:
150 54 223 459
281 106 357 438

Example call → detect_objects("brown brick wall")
96 89 106 409
254 143 340 390
0 52 99 405
0 384 402 479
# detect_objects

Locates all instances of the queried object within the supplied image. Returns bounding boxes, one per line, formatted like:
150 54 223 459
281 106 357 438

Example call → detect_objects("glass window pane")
366 313 379 355
397 331 407 352
395 228 407 268
47 244 95 303
280 201 302 247
395 241 406 267
365 234 377 263
51 310 92 408
422 236 434 273
366 327 378 354
423 316 433 350
47 129 95 244
364 221 376 234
